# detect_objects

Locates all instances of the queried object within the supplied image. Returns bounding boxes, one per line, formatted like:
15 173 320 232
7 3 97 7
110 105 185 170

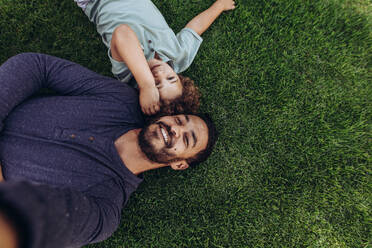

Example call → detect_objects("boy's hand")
185 0 235 35
215 0 236 11
139 86 160 115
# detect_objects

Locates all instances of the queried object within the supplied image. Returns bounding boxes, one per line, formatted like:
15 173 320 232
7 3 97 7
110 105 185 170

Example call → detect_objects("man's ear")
169 160 189 170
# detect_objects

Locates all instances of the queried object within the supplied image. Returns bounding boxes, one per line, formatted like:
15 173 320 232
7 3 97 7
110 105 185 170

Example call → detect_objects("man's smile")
159 123 171 147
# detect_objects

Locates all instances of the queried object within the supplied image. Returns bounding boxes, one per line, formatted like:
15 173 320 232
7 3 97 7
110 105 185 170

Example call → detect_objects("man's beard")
138 119 178 164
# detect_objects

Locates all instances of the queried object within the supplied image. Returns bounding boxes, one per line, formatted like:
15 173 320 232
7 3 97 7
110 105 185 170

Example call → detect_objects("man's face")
148 59 182 102
139 114 209 163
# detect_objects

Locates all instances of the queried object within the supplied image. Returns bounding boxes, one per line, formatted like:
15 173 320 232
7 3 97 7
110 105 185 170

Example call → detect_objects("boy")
76 0 235 115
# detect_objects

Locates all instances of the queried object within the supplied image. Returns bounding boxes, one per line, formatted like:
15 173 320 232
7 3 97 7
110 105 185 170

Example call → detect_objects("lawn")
0 0 371 247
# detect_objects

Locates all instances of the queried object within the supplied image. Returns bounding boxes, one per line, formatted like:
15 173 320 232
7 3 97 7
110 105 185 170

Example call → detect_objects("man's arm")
0 164 3 182
0 53 129 131
0 211 18 248
185 0 235 36
111 24 160 115
0 180 123 248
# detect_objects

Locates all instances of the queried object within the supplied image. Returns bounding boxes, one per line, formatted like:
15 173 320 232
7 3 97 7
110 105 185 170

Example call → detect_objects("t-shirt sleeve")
0 179 124 248
174 27 203 73
0 53 137 131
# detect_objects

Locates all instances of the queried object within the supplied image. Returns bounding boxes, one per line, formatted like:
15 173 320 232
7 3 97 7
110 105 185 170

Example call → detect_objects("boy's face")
148 59 182 102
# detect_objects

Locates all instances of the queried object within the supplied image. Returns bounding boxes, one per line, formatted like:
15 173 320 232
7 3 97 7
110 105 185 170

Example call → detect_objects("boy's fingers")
149 106 155 115
154 104 160 113
146 106 153 115
151 105 158 115
148 108 153 115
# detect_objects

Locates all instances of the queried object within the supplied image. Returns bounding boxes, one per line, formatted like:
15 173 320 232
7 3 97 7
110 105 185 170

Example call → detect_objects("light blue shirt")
84 0 203 82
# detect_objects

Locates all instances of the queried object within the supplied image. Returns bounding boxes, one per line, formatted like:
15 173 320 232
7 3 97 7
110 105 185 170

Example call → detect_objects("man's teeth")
161 127 168 144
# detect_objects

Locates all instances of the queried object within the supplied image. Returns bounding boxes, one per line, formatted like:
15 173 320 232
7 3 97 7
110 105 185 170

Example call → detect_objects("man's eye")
175 117 182 125
184 134 189 147
167 77 175 81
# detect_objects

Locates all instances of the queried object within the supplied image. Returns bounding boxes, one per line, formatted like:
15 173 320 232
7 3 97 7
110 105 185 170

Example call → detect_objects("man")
0 53 217 248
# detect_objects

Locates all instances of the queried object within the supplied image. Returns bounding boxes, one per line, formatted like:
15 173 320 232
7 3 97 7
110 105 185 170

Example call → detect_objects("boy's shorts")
74 0 90 10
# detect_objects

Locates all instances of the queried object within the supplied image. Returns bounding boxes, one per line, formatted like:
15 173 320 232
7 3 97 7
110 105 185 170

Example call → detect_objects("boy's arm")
185 0 235 36
111 24 160 115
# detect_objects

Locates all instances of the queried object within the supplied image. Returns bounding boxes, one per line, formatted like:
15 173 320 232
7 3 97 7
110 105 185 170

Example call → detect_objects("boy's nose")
154 71 165 81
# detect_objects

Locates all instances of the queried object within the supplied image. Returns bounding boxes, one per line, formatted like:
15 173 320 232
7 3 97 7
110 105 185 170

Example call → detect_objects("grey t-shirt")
84 0 203 82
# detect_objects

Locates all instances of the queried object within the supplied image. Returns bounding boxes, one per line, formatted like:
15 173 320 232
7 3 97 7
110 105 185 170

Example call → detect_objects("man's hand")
139 86 160 115
0 211 19 248
0 164 4 182
215 0 236 11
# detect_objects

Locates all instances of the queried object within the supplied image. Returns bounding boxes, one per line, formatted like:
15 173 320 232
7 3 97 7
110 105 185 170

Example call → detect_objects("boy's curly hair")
160 74 200 115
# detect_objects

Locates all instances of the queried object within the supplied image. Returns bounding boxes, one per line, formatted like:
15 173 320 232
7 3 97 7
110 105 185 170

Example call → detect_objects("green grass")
0 0 371 247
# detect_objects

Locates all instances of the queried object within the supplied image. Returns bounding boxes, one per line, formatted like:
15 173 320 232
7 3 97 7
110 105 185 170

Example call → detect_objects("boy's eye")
167 77 175 81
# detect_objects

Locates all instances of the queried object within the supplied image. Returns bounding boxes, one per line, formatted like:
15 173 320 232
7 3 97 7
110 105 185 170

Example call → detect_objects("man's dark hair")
186 113 218 166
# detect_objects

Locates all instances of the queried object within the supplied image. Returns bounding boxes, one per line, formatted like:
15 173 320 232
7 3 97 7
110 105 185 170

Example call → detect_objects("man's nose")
170 125 181 138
